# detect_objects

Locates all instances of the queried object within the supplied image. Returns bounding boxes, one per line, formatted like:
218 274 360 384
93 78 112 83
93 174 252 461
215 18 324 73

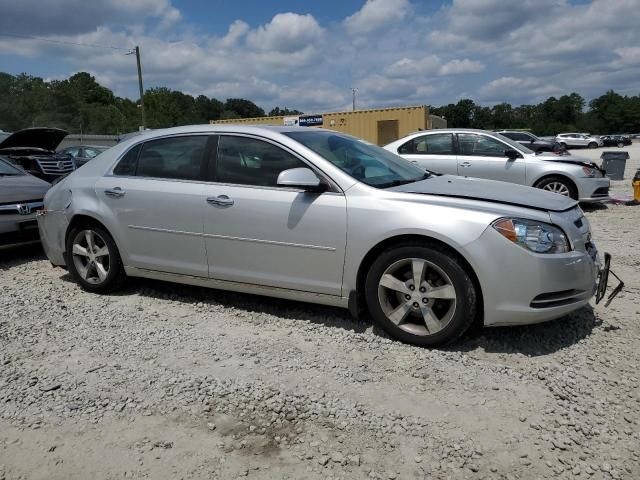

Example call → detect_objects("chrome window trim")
106 131 344 194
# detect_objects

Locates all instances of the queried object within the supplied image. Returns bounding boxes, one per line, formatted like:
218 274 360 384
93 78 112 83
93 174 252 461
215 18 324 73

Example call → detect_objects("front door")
202 135 347 296
96 135 210 277
456 133 526 185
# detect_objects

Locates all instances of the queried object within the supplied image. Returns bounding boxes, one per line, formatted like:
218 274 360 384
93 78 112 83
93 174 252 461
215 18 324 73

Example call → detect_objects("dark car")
0 156 50 249
497 130 565 153
0 128 75 182
59 145 109 167
599 135 628 147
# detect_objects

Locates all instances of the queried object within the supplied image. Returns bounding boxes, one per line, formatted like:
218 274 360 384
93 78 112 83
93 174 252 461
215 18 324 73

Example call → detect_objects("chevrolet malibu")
38 125 608 346
384 129 610 202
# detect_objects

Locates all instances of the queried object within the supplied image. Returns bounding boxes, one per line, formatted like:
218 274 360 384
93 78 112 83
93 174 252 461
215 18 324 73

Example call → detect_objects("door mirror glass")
505 149 520 160
277 168 324 191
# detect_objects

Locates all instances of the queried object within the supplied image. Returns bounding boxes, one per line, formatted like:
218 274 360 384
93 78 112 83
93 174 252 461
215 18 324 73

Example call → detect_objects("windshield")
493 132 534 154
0 157 22 175
284 131 429 188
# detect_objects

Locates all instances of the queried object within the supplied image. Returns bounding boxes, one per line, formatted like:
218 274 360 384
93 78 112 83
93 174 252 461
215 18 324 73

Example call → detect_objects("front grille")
530 289 584 309
36 158 75 175
0 223 40 246
0 200 44 215
592 187 609 197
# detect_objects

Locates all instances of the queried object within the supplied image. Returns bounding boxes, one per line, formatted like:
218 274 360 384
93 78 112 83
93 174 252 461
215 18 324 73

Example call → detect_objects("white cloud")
344 0 411 35
246 13 324 53
438 59 485 76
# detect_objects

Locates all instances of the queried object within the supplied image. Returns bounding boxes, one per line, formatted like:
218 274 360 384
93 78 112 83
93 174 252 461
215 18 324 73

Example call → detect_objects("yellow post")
633 169 640 202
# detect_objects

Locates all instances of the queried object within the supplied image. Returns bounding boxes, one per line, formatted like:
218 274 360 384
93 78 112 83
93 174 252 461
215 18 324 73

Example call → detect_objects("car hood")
0 174 50 203
388 174 576 212
0 128 68 151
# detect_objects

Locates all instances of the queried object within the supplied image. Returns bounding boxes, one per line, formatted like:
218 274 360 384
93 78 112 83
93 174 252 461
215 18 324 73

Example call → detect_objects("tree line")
1 71 639 135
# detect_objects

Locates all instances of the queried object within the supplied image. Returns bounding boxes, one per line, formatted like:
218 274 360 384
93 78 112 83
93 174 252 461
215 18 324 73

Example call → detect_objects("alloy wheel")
377 258 457 336
71 229 110 285
542 182 570 196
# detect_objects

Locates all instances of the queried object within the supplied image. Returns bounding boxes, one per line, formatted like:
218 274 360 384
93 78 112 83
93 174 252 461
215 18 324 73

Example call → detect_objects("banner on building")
298 114 323 127
283 116 299 126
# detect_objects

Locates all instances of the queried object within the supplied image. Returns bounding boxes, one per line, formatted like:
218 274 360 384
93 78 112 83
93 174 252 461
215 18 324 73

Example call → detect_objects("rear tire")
364 242 478 347
65 225 126 293
535 176 578 200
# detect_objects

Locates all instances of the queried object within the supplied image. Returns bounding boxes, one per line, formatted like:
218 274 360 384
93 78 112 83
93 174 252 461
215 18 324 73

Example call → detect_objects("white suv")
555 133 603 149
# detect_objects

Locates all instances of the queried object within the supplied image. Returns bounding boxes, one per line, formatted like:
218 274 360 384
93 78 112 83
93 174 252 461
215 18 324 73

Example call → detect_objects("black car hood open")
0 128 68 152
388 174 577 212
0 173 50 203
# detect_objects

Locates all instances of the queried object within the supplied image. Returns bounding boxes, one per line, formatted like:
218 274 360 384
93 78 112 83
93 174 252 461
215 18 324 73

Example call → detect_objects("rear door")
395 133 457 175
456 133 526 184
95 135 211 277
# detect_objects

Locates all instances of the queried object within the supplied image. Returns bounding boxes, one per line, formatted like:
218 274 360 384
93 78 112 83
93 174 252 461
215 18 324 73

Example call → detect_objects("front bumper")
576 176 610 203
464 227 600 327
0 215 41 250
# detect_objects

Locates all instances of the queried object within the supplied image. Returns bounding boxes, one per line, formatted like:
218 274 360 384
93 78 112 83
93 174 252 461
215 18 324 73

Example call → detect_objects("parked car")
555 133 603 149
384 129 609 201
37 125 613 347
0 128 75 181
0 156 50 249
600 135 632 148
59 145 110 167
496 130 565 153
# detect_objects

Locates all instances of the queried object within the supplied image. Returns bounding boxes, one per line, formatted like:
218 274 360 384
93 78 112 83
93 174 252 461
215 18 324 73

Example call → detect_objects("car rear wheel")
66 225 125 292
535 176 578 200
364 243 477 347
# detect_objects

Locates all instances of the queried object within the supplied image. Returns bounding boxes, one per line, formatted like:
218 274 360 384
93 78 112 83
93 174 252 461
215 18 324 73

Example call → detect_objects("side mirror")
277 168 326 192
505 149 520 160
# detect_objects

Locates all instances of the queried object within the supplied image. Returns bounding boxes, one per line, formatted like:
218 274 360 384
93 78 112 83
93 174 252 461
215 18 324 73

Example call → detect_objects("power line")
0 32 128 51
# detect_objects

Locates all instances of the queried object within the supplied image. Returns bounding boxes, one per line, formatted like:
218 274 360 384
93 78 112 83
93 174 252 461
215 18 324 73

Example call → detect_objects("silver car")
384 129 609 202
555 133 603 149
37 125 609 347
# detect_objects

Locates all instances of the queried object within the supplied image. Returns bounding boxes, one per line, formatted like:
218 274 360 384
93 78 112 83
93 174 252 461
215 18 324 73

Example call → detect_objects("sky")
0 0 639 113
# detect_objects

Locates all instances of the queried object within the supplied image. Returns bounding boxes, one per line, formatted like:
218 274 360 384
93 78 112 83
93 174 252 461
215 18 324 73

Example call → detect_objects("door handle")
206 195 234 207
460 162 471 167
104 187 125 198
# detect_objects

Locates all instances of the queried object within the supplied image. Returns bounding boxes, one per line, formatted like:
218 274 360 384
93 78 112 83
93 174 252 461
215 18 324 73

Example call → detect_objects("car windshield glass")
284 131 430 188
0 157 22 175
493 132 534 154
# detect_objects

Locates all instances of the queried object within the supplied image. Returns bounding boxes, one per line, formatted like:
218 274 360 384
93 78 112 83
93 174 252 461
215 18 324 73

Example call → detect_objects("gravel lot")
1 145 639 480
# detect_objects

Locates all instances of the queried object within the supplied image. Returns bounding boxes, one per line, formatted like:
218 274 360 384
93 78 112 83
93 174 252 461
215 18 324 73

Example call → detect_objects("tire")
364 242 477 347
588 142 598 149
535 176 578 200
617 142 624 148
65 224 126 293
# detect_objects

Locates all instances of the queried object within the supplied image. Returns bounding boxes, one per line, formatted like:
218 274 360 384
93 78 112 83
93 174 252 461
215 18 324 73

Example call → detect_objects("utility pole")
351 88 357 112
126 46 146 130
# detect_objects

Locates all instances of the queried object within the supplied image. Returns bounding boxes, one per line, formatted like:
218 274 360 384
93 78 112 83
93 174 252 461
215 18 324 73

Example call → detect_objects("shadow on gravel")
580 203 609 212
453 305 600 356
0 244 45 270
58 274 374 335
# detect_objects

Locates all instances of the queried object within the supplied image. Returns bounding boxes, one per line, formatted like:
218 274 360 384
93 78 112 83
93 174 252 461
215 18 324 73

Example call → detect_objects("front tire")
535 176 578 200
588 142 598 149
364 243 478 347
65 225 125 292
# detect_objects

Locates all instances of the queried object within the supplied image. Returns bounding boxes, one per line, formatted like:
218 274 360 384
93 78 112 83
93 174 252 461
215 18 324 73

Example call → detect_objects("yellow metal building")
210 105 446 145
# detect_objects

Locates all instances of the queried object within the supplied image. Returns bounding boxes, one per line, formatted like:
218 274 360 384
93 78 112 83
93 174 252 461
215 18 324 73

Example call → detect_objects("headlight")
581 166 596 177
492 218 570 254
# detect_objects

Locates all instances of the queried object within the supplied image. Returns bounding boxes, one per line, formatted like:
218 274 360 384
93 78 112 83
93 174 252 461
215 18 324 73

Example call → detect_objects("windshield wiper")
378 172 431 189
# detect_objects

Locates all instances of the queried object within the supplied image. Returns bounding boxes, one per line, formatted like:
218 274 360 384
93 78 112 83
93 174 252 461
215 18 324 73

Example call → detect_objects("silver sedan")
38 125 608 346
384 129 610 202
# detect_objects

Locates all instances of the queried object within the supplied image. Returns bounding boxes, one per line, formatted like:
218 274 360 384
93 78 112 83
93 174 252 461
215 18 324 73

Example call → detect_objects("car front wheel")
535 176 578 200
66 225 125 292
588 142 598 149
364 243 478 347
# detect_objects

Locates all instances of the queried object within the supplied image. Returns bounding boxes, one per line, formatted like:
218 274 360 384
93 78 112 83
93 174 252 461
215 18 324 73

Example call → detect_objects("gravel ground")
1 146 639 480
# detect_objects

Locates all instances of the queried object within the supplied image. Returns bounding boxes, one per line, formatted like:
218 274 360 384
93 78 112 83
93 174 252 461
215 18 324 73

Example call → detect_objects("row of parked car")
23 124 621 347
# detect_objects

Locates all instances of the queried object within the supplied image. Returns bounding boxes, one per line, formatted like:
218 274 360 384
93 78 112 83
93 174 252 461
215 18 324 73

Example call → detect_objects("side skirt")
124 266 350 309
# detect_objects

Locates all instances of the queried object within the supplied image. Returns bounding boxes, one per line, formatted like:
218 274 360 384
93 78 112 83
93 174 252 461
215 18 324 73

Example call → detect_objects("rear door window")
398 133 453 155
